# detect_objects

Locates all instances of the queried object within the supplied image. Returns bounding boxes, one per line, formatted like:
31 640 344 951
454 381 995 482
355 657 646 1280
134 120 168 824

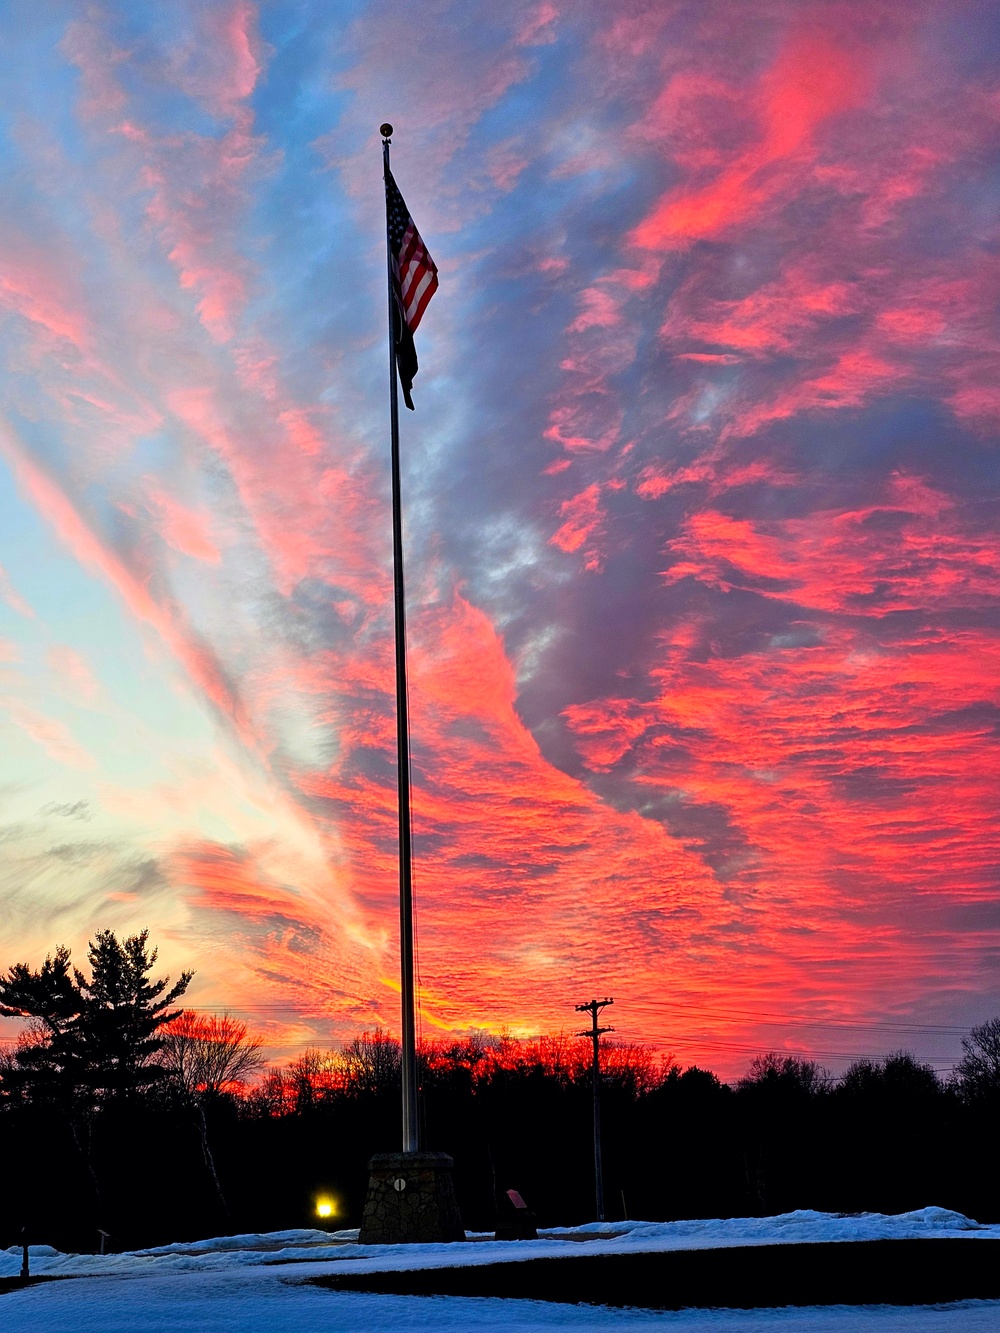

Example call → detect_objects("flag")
385 170 438 410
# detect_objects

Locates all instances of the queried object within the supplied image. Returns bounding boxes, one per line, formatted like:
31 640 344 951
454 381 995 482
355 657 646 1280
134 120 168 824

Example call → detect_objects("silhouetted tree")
340 1028 401 1095
833 1051 945 1213
8 995 1000 1246
245 1066 294 1117
0 929 192 1223
739 1053 829 1096
736 1054 830 1213
839 1050 940 1101
161 1011 264 1214
286 1047 340 1111
954 1019 1000 1101
162 1011 264 1097
75 930 193 1101
0 946 88 1112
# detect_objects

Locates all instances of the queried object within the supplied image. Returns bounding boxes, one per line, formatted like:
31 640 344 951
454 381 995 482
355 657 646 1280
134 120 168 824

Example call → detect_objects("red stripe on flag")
406 271 438 331
397 224 437 332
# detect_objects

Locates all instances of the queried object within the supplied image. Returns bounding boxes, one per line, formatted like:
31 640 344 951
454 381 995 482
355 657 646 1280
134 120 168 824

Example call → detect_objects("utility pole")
576 996 614 1223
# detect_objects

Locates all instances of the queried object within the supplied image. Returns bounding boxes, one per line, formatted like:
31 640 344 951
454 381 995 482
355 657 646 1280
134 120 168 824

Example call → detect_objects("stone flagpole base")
359 1152 464 1244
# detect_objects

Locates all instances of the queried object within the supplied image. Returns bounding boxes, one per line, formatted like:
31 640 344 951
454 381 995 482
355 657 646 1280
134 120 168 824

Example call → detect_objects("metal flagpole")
381 123 419 1156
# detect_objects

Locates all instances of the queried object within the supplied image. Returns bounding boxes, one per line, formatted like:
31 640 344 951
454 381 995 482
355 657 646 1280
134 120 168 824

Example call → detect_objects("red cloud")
631 37 867 250
2 1 995 1075
663 477 999 615
561 456 999 1024
550 483 607 571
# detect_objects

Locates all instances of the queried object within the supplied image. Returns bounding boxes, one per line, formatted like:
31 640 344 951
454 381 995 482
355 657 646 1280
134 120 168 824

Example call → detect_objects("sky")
0 0 997 1080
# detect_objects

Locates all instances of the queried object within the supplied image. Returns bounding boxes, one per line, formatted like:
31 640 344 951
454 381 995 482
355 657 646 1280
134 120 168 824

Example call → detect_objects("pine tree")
0 946 88 1111
1 930 192 1221
0 929 193 1106
75 930 193 1101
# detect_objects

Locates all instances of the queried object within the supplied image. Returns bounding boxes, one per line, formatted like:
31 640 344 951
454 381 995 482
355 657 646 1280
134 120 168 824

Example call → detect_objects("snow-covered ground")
3 1208 1000 1330
4 1272 1000 1333
4 1206 997 1282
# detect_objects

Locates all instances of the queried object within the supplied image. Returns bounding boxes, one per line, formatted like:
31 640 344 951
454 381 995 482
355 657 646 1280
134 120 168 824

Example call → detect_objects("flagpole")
381 123 420 1156
359 126 461 1244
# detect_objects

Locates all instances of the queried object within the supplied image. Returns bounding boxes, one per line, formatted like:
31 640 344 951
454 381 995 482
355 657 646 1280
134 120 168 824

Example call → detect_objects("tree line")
2 930 1000 1253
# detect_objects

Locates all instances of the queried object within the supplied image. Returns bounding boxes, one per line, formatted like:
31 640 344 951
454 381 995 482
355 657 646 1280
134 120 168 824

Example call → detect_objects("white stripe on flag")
402 270 434 323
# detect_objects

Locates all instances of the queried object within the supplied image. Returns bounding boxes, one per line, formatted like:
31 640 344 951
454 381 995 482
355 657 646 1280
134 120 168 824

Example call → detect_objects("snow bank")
2 1207 996 1282
542 1207 990 1250
135 1226 359 1254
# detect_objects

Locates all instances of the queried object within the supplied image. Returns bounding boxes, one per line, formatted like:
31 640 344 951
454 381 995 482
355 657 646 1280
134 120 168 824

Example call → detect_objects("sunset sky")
0 0 997 1079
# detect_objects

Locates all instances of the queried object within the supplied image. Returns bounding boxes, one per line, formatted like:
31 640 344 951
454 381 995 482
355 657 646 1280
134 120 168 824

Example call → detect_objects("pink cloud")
47 645 102 704
166 383 382 602
133 114 262 344
59 18 128 121
0 239 92 351
517 3 558 47
0 565 34 619
569 286 624 334
5 700 95 770
0 0 994 1067
143 484 222 565
0 421 253 744
181 0 266 115
65 11 267 348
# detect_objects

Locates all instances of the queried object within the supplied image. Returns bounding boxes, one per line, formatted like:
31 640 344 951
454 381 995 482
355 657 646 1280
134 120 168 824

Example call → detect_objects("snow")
3 1209 999 1330
5 1206 995 1281
2 1273 1000 1333
137 1226 354 1253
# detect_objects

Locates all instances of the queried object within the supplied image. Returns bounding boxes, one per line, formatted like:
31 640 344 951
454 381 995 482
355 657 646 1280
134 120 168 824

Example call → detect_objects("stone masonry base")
358 1151 465 1244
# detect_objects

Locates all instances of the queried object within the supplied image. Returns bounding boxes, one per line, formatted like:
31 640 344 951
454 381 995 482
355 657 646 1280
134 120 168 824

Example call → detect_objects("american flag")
386 170 438 409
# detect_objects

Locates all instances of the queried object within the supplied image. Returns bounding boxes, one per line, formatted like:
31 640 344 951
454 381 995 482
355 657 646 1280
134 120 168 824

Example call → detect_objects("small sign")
393 1177 407 1192
506 1189 528 1210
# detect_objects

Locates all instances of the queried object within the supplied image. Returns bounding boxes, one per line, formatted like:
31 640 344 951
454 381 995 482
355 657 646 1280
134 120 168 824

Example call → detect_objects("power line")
0 1032 961 1073
654 1037 959 1070
626 1003 976 1035
119 1001 983 1038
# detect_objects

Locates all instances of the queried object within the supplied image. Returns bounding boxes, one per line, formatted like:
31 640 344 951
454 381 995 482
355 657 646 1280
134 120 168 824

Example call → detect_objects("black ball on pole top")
380 123 393 139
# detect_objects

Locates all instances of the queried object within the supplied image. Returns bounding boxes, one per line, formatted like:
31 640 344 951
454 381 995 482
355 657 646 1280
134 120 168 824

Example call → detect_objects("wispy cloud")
0 0 995 1074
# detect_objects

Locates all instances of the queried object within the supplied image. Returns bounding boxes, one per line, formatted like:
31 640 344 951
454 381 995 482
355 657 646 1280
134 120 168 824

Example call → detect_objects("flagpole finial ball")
380 123 393 139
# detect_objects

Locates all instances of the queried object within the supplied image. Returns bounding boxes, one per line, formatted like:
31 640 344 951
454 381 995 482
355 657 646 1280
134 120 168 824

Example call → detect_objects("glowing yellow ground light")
315 1198 336 1219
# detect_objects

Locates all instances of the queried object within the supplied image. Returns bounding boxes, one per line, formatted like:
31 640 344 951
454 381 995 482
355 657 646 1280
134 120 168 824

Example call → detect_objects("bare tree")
162 1012 264 1095
287 1047 340 1110
955 1018 1000 1100
739 1053 830 1095
245 1066 293 1118
340 1028 401 1095
160 1012 264 1214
